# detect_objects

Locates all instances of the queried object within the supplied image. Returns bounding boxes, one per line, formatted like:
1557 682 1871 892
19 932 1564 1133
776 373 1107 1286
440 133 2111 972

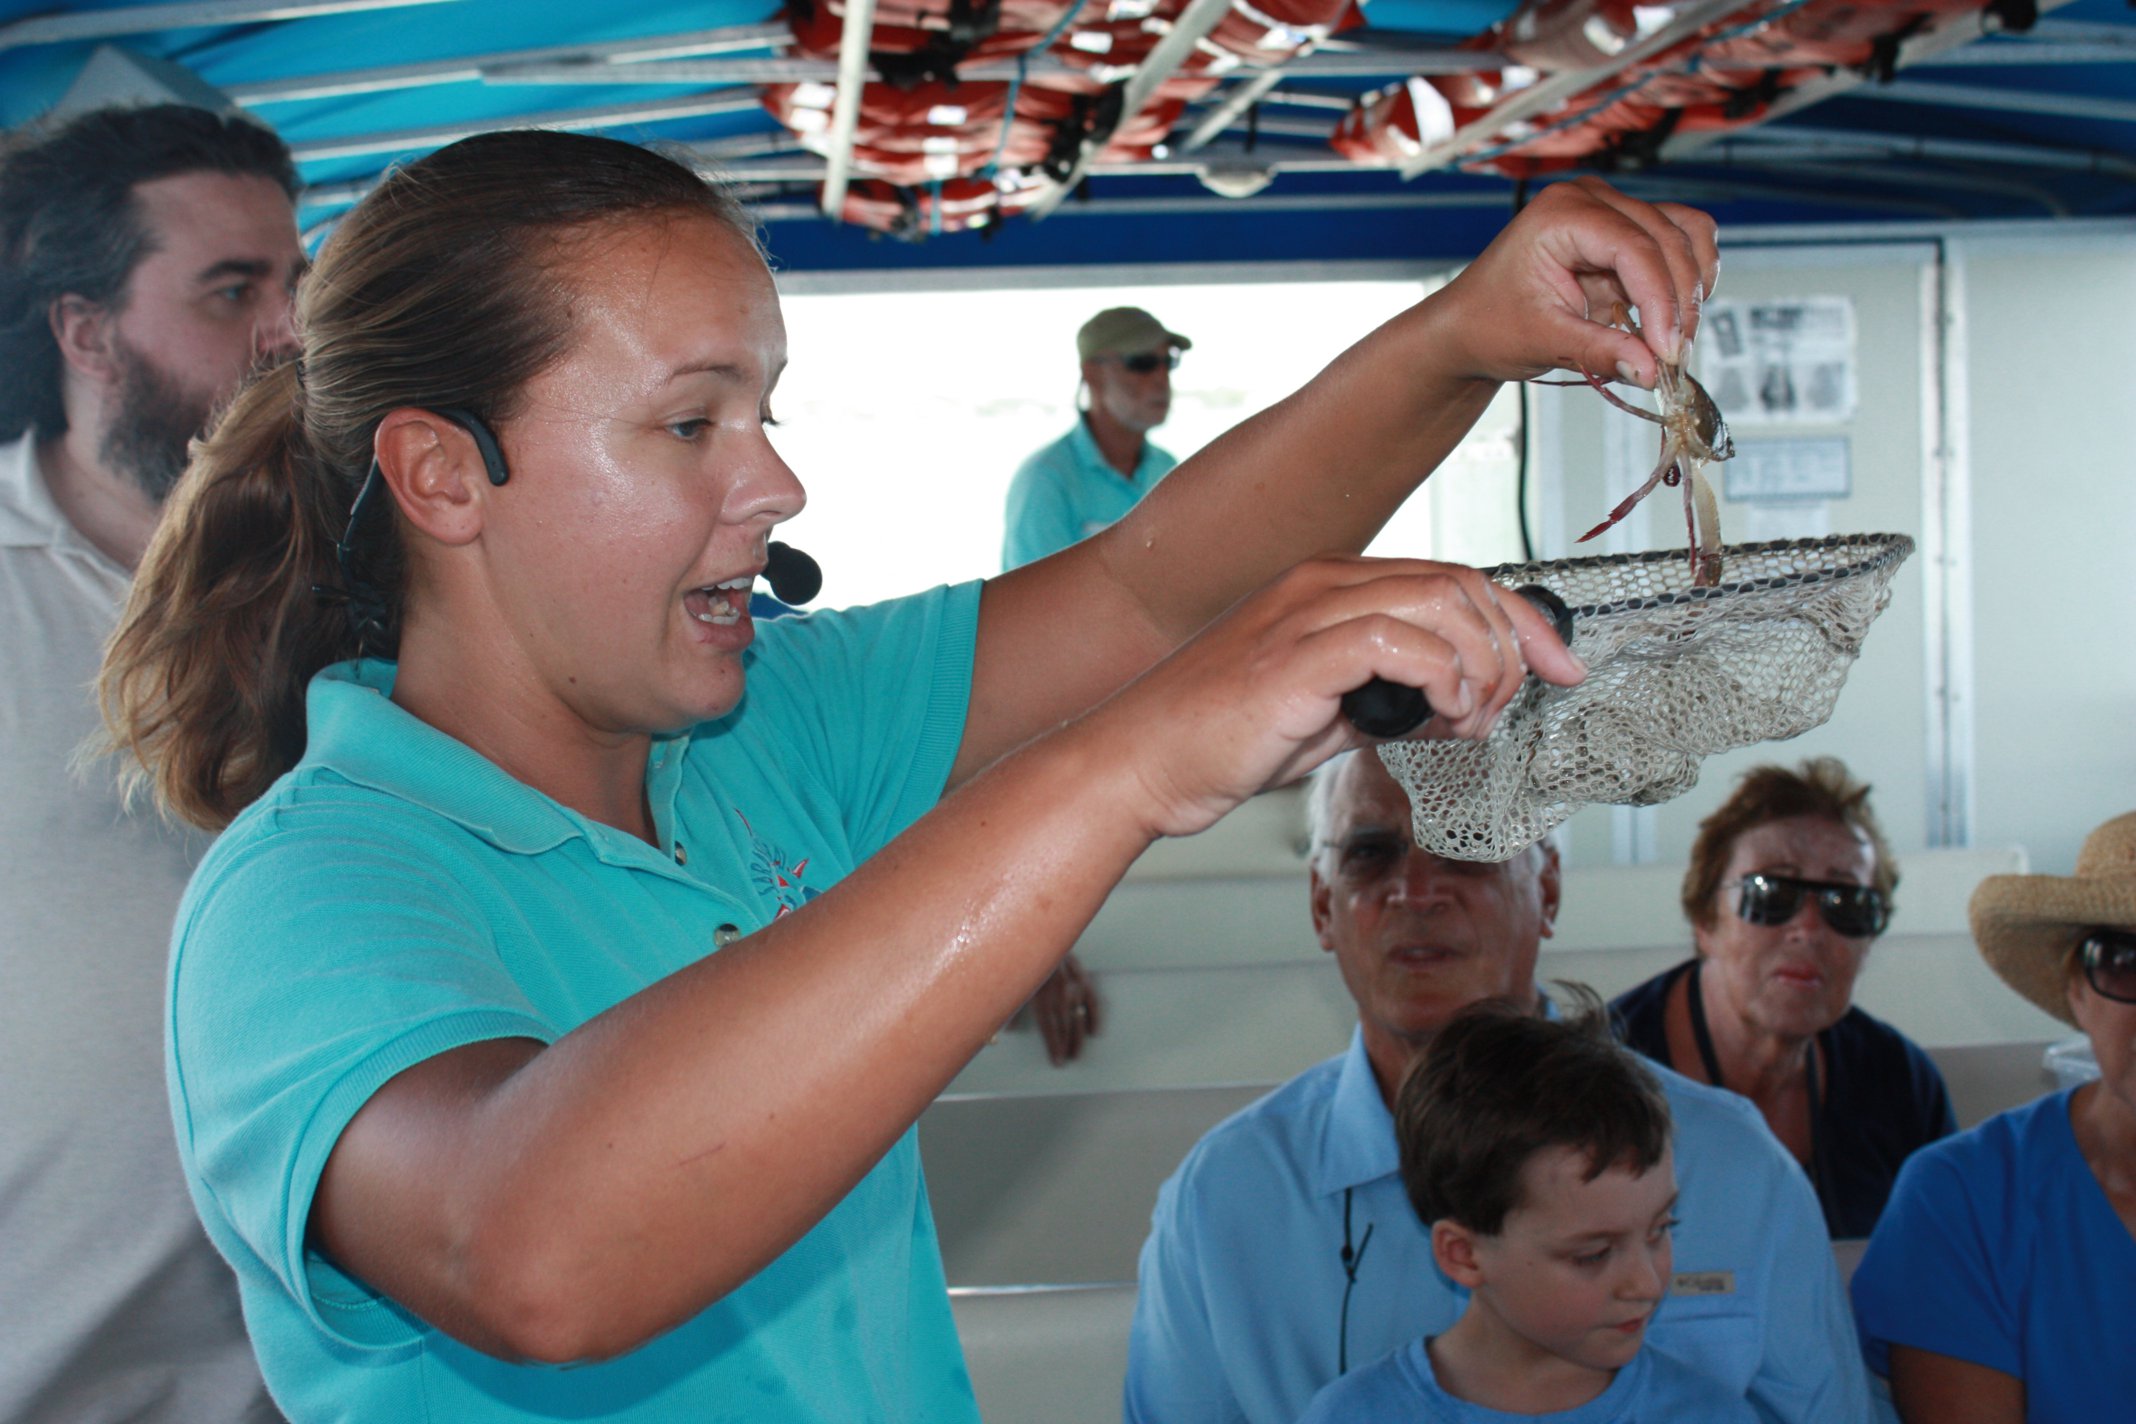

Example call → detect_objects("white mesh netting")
1379 534 1914 862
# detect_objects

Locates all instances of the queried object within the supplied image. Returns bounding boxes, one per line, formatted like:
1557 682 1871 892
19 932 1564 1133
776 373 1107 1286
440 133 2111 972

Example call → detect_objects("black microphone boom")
765 541 823 606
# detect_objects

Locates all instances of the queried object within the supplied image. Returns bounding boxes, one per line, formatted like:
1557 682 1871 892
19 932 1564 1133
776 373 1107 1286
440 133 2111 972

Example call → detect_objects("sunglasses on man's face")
1112 350 1181 375
1726 873 1891 939
2080 929 2136 1005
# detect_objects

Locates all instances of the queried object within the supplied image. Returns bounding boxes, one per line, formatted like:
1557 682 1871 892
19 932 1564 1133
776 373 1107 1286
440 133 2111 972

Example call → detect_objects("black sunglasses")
2080 928 2136 1005
1727 873 1891 938
1112 350 1181 374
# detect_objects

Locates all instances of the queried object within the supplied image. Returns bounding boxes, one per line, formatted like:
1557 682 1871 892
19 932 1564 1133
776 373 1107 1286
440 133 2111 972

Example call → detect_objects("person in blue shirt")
1001 305 1187 571
99 129 1712 1423
1298 994 1758 1424
1127 750 1874 1424
1850 811 2136 1424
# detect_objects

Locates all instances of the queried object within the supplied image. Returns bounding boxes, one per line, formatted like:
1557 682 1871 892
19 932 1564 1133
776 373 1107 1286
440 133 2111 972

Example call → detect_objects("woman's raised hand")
1079 557 1585 841
1435 176 1721 390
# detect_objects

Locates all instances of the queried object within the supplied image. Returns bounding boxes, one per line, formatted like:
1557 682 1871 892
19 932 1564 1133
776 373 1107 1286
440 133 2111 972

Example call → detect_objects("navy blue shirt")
1612 959 1957 1239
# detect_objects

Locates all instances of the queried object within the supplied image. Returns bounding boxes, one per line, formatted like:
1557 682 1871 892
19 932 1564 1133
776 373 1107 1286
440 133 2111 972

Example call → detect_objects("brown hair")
1396 987 1671 1236
1680 756 1899 931
99 130 756 829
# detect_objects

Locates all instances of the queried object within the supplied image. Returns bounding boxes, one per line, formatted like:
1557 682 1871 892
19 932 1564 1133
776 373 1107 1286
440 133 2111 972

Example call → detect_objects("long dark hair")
100 130 756 829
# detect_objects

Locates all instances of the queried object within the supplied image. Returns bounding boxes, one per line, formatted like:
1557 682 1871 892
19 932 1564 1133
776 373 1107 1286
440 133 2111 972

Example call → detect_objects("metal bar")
488 58 850 85
1745 159 2070 215
747 169 1951 221
1026 0 1239 218
1252 87 1358 112
1395 0 1761 179
1915 41 2136 66
1696 123 2136 178
486 44 1502 90
1180 69 1286 151
1186 112 1331 140
819 0 878 217
1844 78 2136 124
2021 18 2136 45
227 24 791 104
1224 46 1502 77
0 0 458 52
284 91 763 163
298 129 805 214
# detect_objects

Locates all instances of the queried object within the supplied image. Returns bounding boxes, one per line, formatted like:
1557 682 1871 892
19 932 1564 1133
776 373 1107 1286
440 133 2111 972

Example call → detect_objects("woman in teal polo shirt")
100 131 1713 1421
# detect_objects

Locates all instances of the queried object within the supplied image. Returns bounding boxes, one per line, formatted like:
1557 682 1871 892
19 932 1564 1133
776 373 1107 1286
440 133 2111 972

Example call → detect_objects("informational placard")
1722 436 1850 542
1724 436 1853 502
1696 296 1857 426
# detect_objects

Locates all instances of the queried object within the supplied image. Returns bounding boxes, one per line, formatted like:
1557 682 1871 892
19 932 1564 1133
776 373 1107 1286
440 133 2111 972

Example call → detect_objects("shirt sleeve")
1001 451 1081 571
1125 1164 1251 1424
744 582 980 862
167 799 555 1351
1850 1139 2021 1382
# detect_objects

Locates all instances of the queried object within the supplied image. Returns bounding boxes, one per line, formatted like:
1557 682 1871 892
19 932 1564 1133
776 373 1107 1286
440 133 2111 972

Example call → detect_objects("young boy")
1297 993 1760 1422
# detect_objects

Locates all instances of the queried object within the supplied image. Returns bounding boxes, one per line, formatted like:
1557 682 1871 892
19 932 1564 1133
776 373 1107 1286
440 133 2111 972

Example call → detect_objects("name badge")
1673 1271 1737 1297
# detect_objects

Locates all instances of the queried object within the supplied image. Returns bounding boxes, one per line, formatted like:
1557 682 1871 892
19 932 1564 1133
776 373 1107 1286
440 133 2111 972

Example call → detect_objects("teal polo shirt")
167 584 983 1423
1001 417 1177 570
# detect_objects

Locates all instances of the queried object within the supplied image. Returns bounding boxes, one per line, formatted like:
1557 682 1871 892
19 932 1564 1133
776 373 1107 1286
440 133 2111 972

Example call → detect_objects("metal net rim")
1481 533 1915 621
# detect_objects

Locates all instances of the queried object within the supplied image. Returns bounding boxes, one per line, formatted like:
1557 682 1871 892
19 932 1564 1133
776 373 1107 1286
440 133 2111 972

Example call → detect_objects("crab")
1559 305 1736 587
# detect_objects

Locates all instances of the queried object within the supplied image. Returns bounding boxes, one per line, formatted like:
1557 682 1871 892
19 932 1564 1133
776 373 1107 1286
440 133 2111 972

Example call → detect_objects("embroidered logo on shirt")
737 809 820 918
1672 1271 1737 1296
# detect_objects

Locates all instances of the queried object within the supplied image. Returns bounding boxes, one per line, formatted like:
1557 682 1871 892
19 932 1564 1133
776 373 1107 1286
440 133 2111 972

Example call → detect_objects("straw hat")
1969 812 2136 1027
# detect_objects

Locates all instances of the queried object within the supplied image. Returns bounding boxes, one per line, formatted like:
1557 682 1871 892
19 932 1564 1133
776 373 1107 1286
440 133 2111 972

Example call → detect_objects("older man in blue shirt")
1125 750 1873 1424
1002 306 1187 571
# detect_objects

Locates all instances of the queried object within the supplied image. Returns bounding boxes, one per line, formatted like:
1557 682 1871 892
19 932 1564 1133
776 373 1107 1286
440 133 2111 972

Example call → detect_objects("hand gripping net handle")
1378 533 1915 863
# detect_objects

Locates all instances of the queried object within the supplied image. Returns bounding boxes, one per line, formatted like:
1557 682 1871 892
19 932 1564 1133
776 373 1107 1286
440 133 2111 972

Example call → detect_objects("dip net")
1379 534 1914 862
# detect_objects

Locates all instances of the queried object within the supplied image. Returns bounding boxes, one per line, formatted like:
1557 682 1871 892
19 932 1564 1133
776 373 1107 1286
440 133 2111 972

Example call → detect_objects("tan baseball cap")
1077 307 1191 361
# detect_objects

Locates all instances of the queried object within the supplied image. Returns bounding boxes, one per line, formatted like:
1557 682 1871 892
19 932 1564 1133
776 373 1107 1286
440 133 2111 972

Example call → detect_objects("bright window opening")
770 273 1526 609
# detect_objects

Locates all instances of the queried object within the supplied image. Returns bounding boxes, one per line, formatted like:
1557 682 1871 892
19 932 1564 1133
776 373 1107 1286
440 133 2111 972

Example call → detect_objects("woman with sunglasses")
1849 812 2136 1424
96 129 1711 1423
1610 758 1955 1238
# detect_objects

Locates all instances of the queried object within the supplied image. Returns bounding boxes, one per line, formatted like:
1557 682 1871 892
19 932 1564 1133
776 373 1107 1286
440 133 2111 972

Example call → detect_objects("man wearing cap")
1850 811 2136 1424
1001 306 1189 570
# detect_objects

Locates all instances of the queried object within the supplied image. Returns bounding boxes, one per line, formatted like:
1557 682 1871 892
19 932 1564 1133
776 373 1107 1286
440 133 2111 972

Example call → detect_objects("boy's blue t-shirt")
1850 1087 2136 1423
1296 1338 1761 1424
166 584 983 1423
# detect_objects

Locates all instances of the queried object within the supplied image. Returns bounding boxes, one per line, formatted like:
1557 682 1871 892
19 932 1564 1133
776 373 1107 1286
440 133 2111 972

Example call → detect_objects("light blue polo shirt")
1126 1028 1874 1424
1001 418 1177 570
166 583 984 1423
1297 1336 1762 1424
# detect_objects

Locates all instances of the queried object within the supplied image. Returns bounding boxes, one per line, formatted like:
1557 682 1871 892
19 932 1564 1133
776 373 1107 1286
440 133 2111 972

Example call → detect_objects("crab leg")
1580 369 1667 425
1687 460 1724 585
1577 445 1678 543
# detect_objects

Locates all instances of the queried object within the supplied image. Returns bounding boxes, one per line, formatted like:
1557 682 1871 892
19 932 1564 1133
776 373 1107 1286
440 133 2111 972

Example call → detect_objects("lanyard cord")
1337 1186 1375 1373
1684 960 1834 1228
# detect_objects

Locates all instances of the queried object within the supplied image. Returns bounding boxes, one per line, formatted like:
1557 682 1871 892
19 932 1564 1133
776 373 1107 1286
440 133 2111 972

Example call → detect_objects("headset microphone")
765 541 823 606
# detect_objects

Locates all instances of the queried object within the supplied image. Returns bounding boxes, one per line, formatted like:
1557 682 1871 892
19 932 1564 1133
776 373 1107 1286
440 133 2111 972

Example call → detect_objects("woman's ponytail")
100 360 362 829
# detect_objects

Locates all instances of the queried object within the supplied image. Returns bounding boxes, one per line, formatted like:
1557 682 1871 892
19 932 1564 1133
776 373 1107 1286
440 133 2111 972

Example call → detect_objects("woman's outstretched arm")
310 557 1577 1363
955 177 1716 783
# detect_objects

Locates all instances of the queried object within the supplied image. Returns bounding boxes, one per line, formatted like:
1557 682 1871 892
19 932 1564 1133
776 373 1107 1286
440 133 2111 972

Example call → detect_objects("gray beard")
97 339 212 504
